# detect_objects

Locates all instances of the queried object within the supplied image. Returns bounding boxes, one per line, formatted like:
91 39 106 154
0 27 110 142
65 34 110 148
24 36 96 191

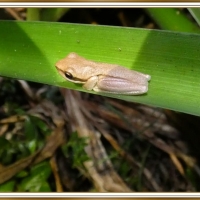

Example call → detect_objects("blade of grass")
188 8 200 27
1 21 200 116
40 8 70 21
27 8 40 21
27 8 69 22
146 8 200 33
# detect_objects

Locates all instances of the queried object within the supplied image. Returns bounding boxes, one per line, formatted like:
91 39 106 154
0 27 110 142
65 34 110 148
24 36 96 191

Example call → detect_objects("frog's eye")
64 72 73 80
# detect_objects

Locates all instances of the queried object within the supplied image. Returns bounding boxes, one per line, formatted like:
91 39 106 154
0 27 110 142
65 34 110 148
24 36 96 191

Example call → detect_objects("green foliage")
146 8 200 33
0 180 15 192
188 8 200 27
27 8 69 21
62 132 90 168
17 161 52 192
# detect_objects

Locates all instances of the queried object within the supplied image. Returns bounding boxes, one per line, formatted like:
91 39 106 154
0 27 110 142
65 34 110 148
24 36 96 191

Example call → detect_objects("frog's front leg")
93 75 149 95
83 76 99 90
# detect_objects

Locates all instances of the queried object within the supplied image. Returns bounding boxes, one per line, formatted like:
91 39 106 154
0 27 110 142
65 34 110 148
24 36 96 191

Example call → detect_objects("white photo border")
0 193 200 197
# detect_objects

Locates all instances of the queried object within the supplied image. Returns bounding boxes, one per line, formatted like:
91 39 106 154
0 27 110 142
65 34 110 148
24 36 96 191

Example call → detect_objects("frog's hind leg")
93 76 149 95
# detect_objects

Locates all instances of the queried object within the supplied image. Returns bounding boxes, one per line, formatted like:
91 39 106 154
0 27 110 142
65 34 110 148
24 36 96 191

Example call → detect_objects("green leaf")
146 8 200 33
30 161 51 178
27 140 37 154
18 161 52 192
15 170 29 178
1 20 200 116
0 137 10 150
0 180 15 192
188 8 200 27
62 132 90 168
24 117 38 141
27 8 69 22
27 8 40 21
40 8 70 21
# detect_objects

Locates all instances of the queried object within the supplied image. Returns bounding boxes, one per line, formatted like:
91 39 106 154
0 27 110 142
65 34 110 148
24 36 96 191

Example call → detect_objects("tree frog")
55 52 151 95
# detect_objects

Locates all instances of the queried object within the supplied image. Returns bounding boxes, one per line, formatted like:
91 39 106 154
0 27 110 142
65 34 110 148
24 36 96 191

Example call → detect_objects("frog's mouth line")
65 77 85 84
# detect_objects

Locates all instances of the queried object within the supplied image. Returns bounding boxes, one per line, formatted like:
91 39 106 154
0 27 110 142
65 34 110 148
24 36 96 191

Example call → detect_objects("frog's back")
98 63 151 84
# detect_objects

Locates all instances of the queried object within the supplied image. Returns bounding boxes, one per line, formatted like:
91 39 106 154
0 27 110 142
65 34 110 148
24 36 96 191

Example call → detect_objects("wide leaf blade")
1 21 200 116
